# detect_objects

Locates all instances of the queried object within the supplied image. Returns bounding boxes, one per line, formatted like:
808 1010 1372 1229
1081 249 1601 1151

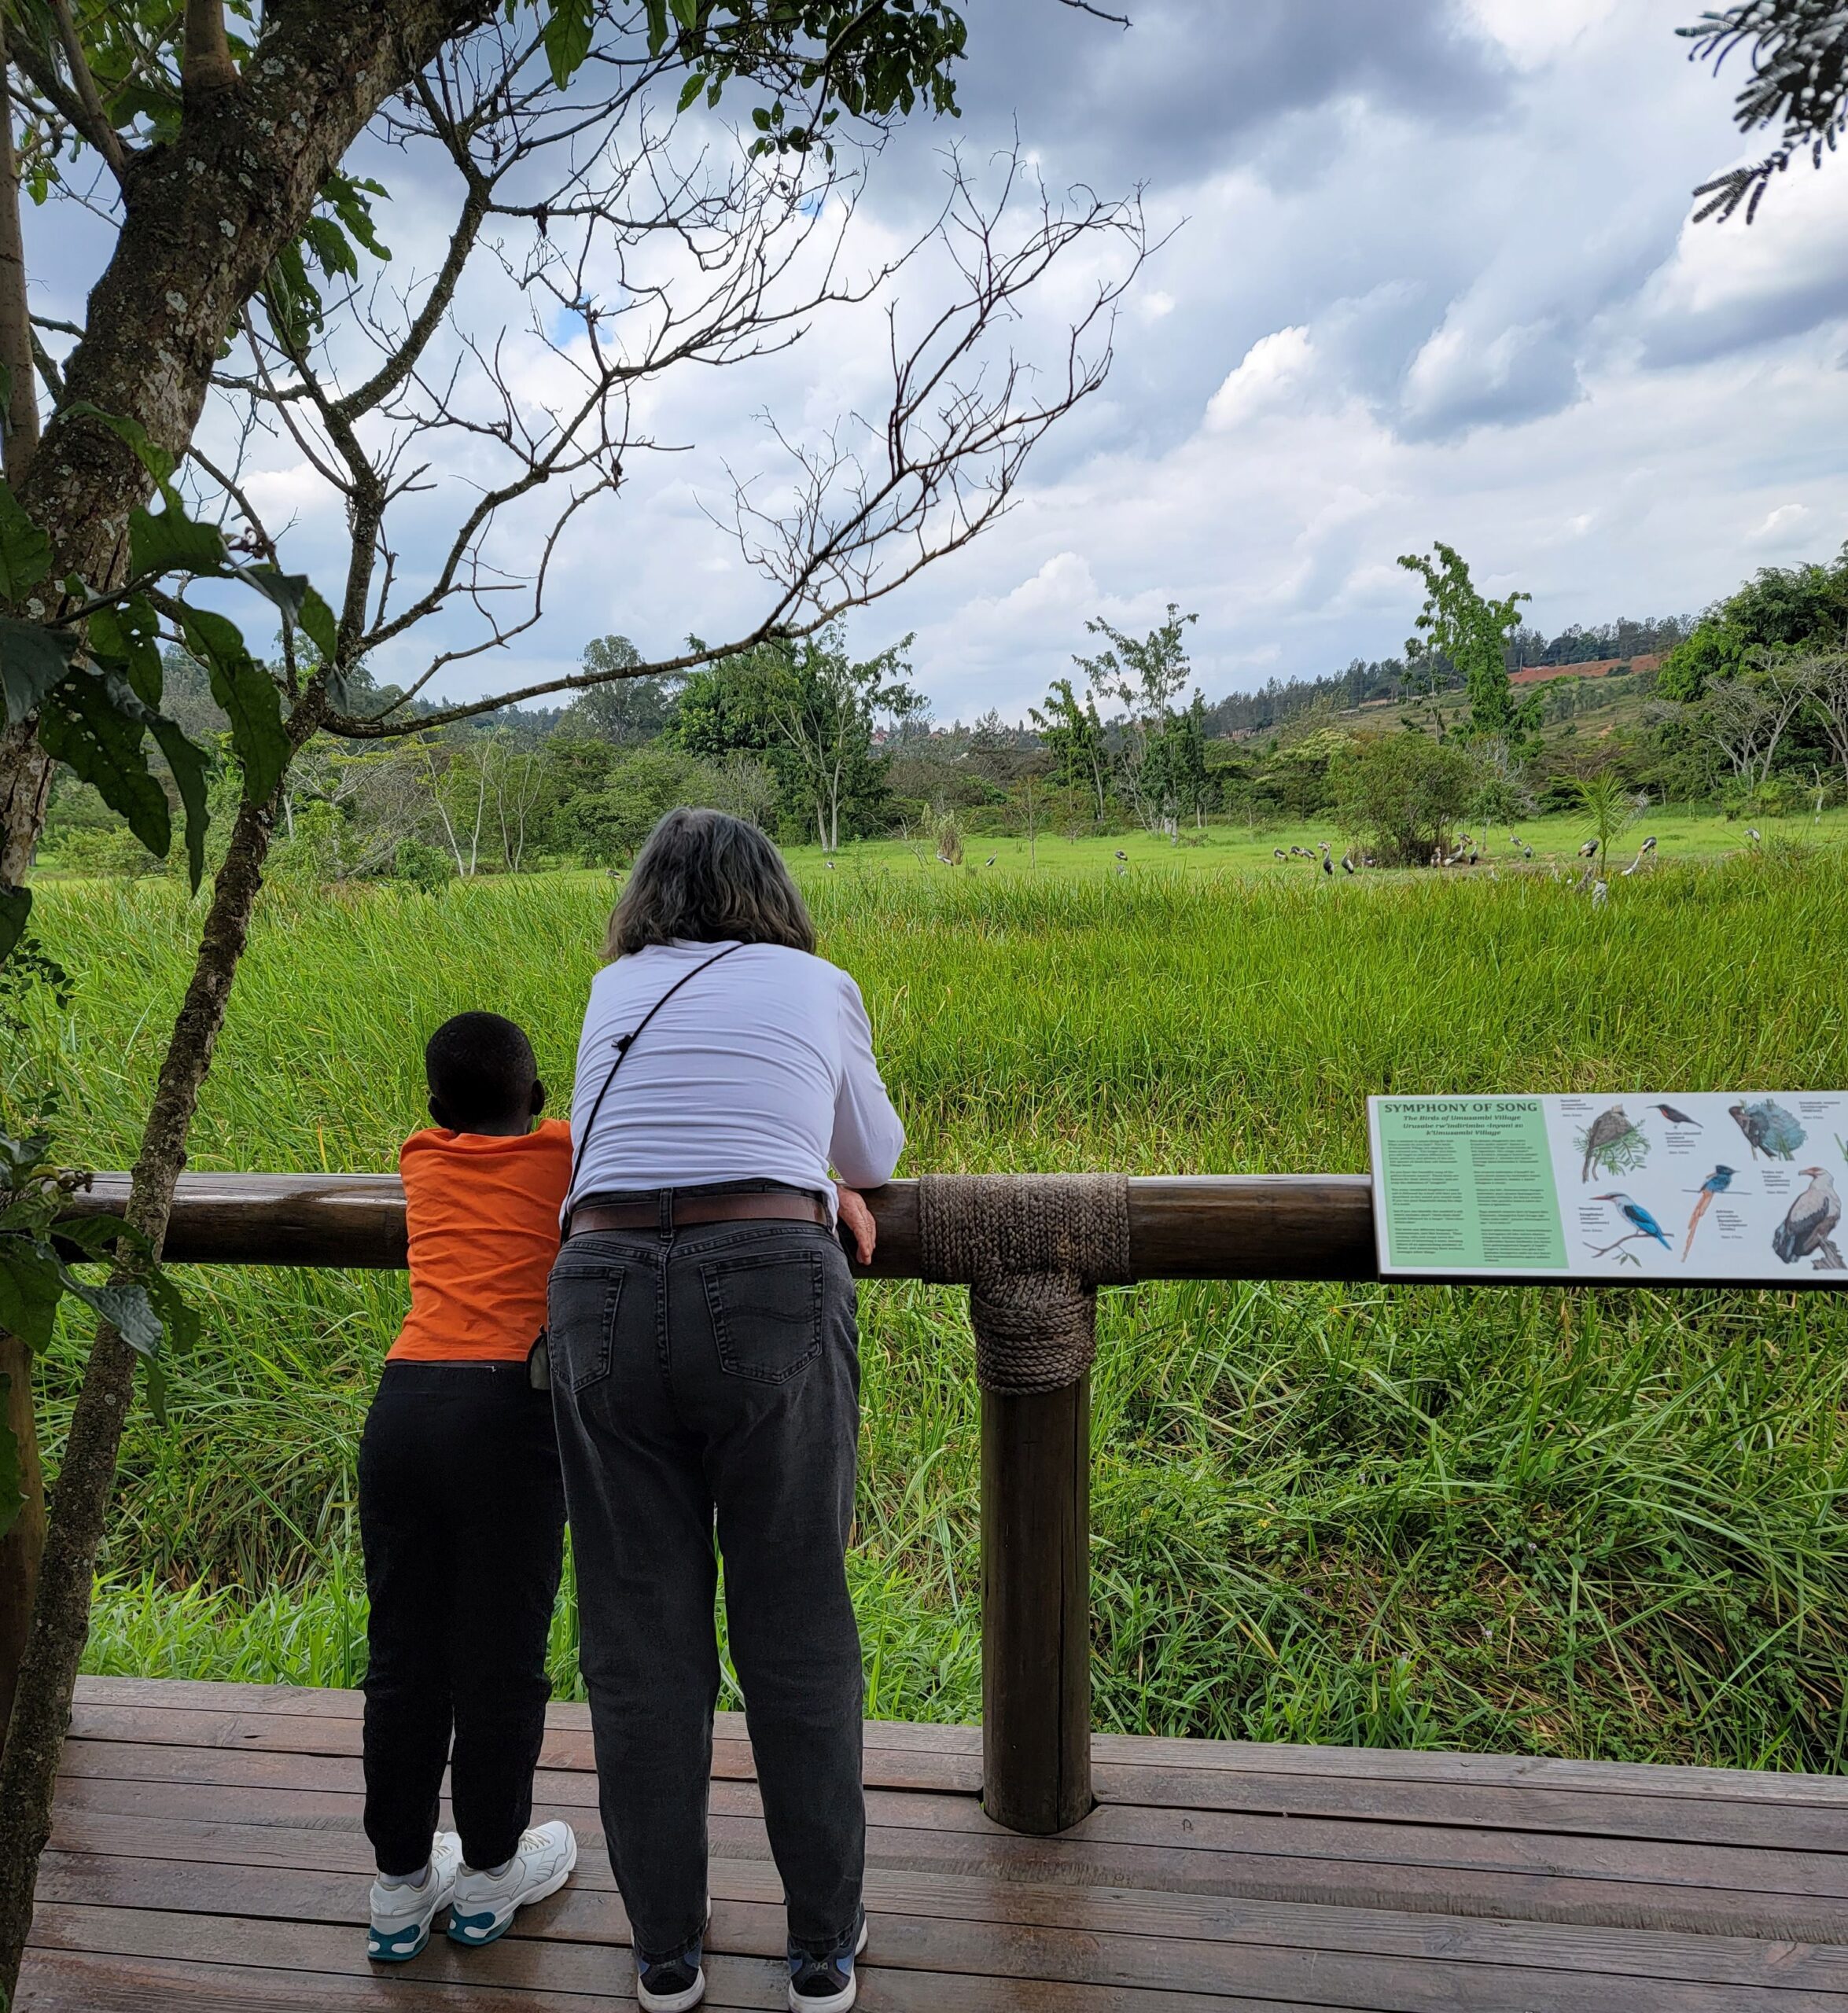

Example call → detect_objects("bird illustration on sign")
1771 1168 1844 1271
1577 1105 1647 1183
1588 1192 1672 1264
1729 1099 1806 1162
1681 1166 1736 1261
1653 1104 1702 1129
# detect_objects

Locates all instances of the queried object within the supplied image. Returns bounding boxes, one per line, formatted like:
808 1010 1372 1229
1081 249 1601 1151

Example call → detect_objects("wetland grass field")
17 843 1848 1768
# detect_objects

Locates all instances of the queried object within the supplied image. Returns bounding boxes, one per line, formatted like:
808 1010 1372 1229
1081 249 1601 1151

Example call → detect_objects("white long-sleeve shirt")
565 939 904 1213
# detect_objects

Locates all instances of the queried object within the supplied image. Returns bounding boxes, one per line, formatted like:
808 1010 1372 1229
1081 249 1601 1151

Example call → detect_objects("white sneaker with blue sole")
447 1821 578 1946
367 1831 461 1963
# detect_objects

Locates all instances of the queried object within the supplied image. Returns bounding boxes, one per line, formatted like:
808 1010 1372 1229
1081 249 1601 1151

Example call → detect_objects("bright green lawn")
17 846 1848 1765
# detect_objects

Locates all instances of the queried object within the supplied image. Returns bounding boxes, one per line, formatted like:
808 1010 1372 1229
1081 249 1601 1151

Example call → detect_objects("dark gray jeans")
547 1205 864 1963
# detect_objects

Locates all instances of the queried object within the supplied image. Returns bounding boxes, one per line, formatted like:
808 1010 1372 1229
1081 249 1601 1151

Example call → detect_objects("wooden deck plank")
67 1696 1848 1853
35 1831 1848 1993
72 1677 1848 1810
35 1677 1848 2007
53 1739 1848 1902
21 1908 1276 2011
22 1894 1848 2012
49 1774 1848 1942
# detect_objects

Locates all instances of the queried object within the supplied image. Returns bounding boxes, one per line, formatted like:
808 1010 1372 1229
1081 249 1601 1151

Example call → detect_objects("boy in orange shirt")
362 1013 578 1961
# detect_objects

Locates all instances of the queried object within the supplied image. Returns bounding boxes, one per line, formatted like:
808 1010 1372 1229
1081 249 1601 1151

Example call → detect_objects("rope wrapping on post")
918 1172 1133 1393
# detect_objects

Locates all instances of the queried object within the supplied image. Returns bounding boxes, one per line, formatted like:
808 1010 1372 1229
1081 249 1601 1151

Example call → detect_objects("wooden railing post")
981 1371 1091 1835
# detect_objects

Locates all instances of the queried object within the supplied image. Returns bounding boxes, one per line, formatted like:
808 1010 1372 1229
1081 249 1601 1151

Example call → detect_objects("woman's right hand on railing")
834 1183 877 1265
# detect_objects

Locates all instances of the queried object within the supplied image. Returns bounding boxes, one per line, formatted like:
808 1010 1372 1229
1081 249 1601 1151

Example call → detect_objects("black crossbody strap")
567 941 748 1198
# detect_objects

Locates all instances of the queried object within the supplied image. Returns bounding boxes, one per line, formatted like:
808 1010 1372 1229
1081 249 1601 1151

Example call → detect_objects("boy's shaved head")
425 1013 543 1135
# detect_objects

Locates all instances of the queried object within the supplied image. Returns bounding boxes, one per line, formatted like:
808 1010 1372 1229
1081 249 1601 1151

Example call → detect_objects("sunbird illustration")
1590 1192 1671 1262
1653 1104 1702 1129
1681 1165 1736 1260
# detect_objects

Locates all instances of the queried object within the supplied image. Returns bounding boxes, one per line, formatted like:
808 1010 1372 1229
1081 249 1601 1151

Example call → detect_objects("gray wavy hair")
606 808 815 959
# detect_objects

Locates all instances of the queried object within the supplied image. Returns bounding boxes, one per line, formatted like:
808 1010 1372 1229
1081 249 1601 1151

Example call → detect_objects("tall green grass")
20 848 1848 1765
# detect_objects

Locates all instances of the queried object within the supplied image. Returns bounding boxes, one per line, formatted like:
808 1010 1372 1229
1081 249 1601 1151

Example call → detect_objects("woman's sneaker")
367 1831 462 1962
637 1897 712 2012
447 1821 578 1946
787 1908 868 2013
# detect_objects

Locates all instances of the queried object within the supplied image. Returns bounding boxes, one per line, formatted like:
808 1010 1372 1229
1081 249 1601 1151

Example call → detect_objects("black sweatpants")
359 1359 565 1876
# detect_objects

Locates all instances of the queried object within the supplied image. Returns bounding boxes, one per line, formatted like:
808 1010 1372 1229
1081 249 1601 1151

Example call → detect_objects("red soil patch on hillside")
1510 653 1662 687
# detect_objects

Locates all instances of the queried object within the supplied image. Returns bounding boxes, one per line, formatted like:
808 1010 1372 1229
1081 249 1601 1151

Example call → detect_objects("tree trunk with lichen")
0 5 46 1757
0 776 285 2001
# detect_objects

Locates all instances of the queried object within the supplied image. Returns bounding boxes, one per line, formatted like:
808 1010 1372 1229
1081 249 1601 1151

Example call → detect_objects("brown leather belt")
568 1194 829 1237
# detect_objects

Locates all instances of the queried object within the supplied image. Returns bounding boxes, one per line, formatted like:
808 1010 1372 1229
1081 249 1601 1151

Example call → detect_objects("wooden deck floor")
17 1677 1848 2011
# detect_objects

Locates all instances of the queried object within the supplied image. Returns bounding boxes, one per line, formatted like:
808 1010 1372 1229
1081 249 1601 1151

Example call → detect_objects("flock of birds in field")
1267 829 1668 890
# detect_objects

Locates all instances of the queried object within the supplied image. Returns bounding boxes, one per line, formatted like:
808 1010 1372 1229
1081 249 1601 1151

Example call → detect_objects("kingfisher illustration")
1681 1166 1736 1260
1654 1103 1701 1129
1590 1192 1671 1262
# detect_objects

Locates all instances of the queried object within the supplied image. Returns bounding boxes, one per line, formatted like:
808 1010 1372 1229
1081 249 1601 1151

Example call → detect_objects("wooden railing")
48 1171 1380 1835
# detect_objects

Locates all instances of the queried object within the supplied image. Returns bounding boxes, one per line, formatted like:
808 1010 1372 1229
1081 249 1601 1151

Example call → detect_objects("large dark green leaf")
0 1235 65 1352
64 1277 163 1356
0 479 51 601
543 0 595 83
147 712 209 891
0 881 28 960
0 617 80 723
182 607 289 802
129 505 227 582
299 586 339 664
87 592 164 707
36 671 171 859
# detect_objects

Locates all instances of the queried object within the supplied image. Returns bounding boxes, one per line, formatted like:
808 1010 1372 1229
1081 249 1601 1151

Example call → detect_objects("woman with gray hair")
548 808 902 2013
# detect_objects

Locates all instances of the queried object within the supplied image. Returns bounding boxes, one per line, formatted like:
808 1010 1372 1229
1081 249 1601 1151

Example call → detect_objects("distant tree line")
37 551 1848 883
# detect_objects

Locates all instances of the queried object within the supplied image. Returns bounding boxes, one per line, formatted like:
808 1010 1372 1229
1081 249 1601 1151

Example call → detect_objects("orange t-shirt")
388 1119 572 1363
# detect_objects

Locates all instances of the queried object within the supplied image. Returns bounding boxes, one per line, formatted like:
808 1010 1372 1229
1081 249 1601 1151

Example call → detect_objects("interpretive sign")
1368 1093 1847 1284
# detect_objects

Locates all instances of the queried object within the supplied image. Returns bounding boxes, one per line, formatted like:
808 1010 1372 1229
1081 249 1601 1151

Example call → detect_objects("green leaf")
0 881 29 960
148 712 210 891
668 0 697 29
182 607 289 802
0 1235 66 1351
128 505 227 582
0 480 51 600
543 0 594 84
0 1403 20 1542
87 593 164 707
240 566 311 629
38 669 171 857
64 1277 163 1356
63 402 179 500
0 616 80 723
677 70 705 112
299 586 338 664
644 0 668 54
142 1352 168 1426
142 1269 200 1356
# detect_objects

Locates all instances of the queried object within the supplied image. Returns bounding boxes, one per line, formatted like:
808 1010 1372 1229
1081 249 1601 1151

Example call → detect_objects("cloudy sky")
32 0 1848 723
